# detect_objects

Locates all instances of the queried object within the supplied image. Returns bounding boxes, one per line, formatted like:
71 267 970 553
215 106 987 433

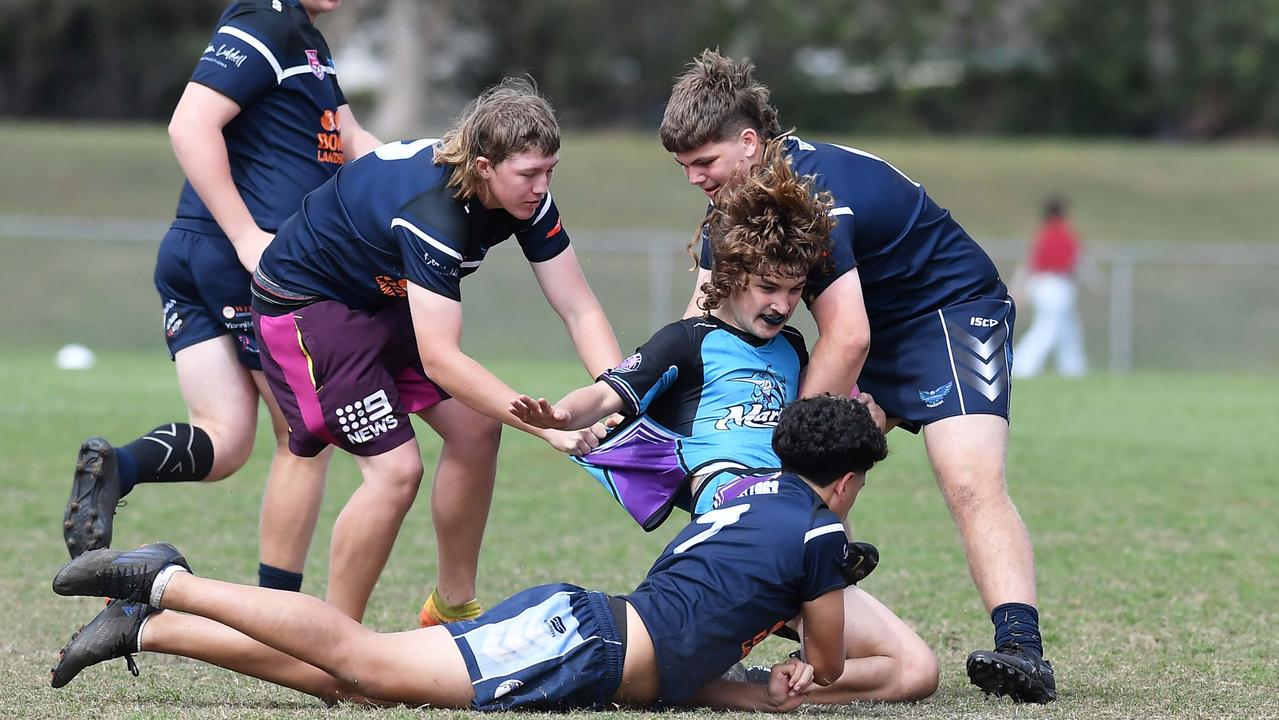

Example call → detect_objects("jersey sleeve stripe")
531 193 553 225
391 218 463 261
829 206 853 217
217 25 284 83
804 523 845 543
280 64 336 81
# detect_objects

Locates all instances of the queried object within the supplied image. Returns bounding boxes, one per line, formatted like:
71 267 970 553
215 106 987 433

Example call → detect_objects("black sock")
118 424 215 493
992 602 1044 656
258 563 303 592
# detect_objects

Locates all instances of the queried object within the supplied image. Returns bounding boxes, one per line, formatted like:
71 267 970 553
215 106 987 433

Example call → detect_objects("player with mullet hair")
511 145 938 705
50 396 884 713
62 0 380 602
660 49 1055 703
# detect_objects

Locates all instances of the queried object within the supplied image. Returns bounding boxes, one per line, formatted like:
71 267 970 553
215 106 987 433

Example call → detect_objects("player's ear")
833 471 865 511
739 128 759 160
475 156 494 178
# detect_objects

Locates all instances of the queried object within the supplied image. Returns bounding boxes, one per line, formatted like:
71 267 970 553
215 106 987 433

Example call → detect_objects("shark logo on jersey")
715 368 787 430
918 381 953 408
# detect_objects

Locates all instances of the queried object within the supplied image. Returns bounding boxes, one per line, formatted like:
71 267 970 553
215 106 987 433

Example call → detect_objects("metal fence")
3 217 1277 372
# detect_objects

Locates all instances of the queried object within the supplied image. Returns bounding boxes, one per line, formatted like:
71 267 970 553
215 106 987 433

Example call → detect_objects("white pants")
1013 274 1086 378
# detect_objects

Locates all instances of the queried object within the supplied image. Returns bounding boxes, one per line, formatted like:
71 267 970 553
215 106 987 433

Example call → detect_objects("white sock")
149 564 189 608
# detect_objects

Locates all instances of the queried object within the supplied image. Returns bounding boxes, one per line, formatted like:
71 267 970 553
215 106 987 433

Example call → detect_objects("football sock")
258 563 303 592
117 424 215 497
419 588 483 627
991 602 1044 656
150 564 190 608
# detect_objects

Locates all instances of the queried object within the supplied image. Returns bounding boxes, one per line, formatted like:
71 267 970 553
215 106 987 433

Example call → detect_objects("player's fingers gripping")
788 660 815 695
588 421 609 440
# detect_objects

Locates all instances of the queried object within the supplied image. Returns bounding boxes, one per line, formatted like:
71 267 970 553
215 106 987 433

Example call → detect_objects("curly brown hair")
660 49 782 154
434 77 560 200
696 138 833 312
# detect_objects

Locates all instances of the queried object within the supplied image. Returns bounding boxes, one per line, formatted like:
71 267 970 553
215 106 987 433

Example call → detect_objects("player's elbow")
812 661 844 688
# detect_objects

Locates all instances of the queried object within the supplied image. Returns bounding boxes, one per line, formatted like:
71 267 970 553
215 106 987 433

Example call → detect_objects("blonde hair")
434 77 560 199
697 138 833 311
660 49 781 154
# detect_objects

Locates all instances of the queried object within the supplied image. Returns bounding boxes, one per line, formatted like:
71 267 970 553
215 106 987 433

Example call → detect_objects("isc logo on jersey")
715 369 787 430
336 390 397 444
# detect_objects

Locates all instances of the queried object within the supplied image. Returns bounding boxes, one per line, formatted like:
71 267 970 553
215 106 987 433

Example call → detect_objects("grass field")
2 349 1276 719
7 122 1279 243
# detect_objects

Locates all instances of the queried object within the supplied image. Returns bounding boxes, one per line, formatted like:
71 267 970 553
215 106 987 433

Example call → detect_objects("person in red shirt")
1013 197 1087 378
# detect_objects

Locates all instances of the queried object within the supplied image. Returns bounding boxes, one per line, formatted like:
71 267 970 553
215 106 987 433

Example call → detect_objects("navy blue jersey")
571 316 806 529
173 0 347 234
625 473 848 704
701 136 1007 331
253 139 570 311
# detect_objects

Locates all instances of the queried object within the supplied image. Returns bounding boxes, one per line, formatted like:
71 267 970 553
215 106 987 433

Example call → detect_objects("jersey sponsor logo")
220 305 253 331
272 0 282 10
316 109 344 165
613 353 642 373
969 316 1000 327
336 390 398 444
374 275 408 298
200 43 249 69
545 218 562 239
715 368 787 430
918 381 953 408
305 49 326 80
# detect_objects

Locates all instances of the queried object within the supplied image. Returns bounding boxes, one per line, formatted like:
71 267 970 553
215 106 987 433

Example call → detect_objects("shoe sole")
63 438 116 559
967 653 1056 703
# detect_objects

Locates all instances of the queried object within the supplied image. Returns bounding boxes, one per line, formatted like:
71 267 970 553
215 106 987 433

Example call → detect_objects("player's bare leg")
158 573 474 706
924 414 1055 703
417 400 501 622
796 586 938 703
325 440 424 620
175 337 261 481
252 371 330 580
139 610 360 704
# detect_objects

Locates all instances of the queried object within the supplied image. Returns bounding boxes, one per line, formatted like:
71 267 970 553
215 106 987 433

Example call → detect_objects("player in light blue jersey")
50 395 886 712
511 147 937 705
62 0 381 602
659 50 1055 703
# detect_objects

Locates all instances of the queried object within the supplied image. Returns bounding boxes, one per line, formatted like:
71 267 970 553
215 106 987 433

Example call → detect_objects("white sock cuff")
149 564 189 608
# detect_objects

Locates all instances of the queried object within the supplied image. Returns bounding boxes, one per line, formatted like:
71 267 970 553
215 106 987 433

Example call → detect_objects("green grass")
1 349 1276 719
6 122 1279 243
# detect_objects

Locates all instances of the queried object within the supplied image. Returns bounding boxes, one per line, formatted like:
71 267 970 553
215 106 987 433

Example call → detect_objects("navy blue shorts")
154 226 259 370
446 584 625 712
859 297 1016 432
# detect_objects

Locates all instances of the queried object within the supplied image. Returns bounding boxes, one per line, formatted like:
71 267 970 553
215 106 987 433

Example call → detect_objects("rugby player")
62 0 380 601
658 49 1055 703
51 396 878 712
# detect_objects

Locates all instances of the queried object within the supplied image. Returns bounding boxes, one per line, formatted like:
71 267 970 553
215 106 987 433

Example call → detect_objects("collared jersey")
253 139 570 311
174 0 347 234
701 136 1006 331
571 316 806 529
625 474 848 704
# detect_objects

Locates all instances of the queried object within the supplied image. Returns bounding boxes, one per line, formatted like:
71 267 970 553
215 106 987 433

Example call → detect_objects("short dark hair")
772 395 888 486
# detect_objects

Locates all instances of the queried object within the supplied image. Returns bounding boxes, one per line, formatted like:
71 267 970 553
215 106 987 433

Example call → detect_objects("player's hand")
509 395 571 430
853 389 888 433
763 658 814 712
233 227 275 273
540 427 600 456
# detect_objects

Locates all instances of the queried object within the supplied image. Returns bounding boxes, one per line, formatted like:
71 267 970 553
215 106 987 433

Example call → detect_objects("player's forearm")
420 346 553 439
685 679 791 712
553 382 624 429
562 307 622 378
168 123 259 243
342 127 382 162
799 331 868 398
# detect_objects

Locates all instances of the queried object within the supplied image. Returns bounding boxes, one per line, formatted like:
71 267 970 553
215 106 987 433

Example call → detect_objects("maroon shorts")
253 300 448 457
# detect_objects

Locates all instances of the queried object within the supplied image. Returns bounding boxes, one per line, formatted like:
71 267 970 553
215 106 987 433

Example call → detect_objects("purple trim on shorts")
394 364 447 414
256 312 340 447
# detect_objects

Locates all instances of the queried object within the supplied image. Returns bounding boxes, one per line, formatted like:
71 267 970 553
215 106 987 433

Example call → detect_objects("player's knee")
367 453 424 505
938 468 1008 512
449 415 503 458
892 643 939 701
200 425 255 481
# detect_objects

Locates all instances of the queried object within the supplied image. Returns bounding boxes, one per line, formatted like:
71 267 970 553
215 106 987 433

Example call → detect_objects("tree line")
3 0 1276 138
